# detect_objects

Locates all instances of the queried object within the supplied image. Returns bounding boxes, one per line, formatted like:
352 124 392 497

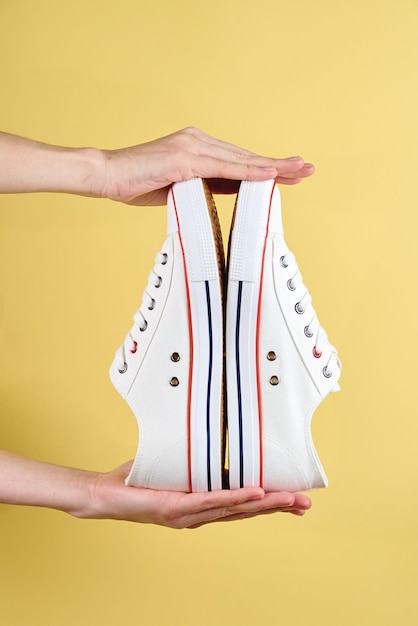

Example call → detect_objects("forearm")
0 132 105 197
0 450 98 517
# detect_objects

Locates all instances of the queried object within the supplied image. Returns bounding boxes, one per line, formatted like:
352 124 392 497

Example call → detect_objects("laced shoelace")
279 251 338 379
116 251 168 374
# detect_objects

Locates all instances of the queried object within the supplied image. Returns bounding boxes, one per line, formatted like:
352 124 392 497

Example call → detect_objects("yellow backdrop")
1 0 417 624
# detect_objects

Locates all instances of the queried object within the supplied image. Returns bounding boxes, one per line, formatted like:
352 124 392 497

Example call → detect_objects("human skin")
0 127 314 202
0 127 314 528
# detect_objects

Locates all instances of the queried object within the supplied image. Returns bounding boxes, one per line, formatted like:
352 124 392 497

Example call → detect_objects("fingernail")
287 156 303 161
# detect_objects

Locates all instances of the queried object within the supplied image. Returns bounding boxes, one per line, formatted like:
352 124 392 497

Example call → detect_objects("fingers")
190 156 312 189
205 168 313 196
174 127 315 184
180 127 309 172
205 161 314 194
276 162 315 180
189 507 307 528
190 154 277 184
170 489 311 529
176 487 266 518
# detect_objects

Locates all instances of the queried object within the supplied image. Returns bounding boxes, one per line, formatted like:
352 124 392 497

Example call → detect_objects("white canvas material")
109 178 224 492
226 180 341 492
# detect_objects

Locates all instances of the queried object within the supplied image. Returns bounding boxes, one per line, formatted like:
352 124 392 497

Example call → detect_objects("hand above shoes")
0 127 314 204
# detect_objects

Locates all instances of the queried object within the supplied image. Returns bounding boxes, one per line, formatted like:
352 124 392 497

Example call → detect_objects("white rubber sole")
226 180 276 489
170 179 224 492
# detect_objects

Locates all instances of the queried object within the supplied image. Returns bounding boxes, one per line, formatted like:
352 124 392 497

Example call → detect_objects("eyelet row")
117 253 169 374
282 253 332 378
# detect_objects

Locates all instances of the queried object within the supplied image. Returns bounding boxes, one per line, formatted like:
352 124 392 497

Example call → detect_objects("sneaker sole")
226 180 276 489
170 178 225 492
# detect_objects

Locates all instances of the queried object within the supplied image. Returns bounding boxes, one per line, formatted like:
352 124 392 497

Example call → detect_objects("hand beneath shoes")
101 127 315 206
0 452 311 528
87 461 312 529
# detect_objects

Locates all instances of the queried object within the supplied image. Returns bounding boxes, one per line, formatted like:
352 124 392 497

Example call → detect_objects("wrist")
61 468 103 519
58 146 107 199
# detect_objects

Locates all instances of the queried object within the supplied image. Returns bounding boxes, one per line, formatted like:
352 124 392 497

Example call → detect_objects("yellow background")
1 0 417 624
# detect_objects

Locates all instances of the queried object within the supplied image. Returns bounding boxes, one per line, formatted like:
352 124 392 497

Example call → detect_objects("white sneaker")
226 180 341 492
110 178 225 492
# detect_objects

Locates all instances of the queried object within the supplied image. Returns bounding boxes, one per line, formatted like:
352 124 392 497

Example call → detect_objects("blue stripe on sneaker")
205 280 213 491
235 281 244 488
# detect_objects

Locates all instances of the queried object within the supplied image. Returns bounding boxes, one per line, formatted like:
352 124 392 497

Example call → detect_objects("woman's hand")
100 127 315 206
85 461 312 529
0 452 311 528
0 127 314 205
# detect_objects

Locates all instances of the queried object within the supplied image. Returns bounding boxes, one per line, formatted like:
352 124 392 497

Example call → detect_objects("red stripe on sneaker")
171 187 194 493
255 182 276 490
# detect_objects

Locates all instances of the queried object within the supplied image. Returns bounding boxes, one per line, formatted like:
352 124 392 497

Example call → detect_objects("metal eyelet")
269 375 280 386
304 325 313 338
161 253 168 265
155 276 162 288
170 377 180 387
118 362 128 374
139 320 148 332
148 299 156 311
171 352 180 362
267 351 276 361
295 302 305 315
322 367 332 378
287 279 296 291
313 347 322 359
279 255 288 268
130 341 138 354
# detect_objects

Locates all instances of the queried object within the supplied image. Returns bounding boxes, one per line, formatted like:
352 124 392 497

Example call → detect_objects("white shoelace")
116 251 168 374
280 251 339 379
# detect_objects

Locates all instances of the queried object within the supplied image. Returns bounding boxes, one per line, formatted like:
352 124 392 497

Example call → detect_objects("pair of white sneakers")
109 178 341 493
